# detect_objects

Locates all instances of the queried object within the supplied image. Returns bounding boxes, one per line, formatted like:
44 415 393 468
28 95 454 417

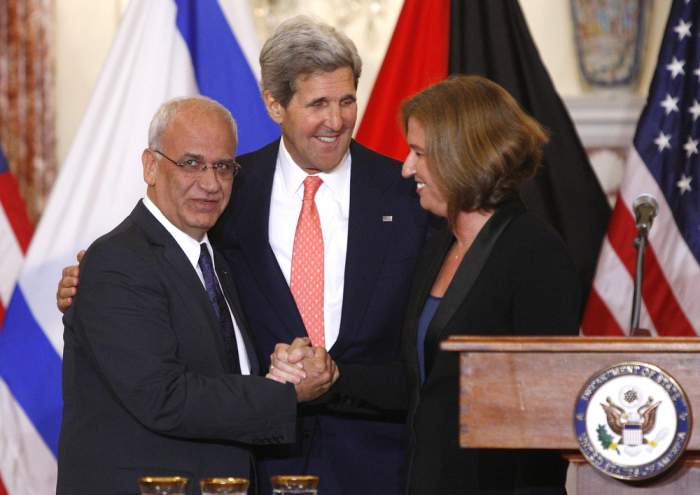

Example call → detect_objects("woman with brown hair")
272 75 581 494
393 74 580 494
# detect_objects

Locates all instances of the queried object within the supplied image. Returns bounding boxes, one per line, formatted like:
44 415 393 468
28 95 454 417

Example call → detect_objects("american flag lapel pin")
382 216 393 222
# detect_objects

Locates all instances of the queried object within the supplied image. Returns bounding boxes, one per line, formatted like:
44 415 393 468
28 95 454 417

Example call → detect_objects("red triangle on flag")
356 0 450 162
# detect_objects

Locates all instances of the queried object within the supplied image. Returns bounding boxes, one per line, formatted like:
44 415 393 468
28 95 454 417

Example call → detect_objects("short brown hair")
401 75 548 229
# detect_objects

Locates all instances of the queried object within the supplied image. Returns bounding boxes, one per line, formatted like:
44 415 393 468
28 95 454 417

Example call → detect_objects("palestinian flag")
357 0 611 316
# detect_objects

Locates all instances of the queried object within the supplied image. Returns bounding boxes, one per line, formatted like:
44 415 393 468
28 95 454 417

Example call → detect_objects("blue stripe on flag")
0 143 9 173
175 0 280 155
0 286 63 457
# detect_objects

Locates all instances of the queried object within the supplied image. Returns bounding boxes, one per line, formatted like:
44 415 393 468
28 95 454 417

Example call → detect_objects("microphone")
633 194 659 237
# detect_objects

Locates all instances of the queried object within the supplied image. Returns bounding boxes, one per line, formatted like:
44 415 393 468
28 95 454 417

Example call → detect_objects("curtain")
0 0 55 225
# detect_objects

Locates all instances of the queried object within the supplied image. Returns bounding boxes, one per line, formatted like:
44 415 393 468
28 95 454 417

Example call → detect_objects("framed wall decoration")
570 0 647 86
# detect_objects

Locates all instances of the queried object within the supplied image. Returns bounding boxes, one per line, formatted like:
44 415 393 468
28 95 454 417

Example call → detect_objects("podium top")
440 335 700 452
441 335 700 353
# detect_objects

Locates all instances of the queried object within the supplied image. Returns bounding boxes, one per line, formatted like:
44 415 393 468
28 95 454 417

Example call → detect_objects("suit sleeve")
68 235 297 444
330 360 411 412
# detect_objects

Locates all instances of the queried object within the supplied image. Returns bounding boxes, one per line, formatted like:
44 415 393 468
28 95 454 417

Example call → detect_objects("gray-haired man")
57 96 337 494
211 16 430 495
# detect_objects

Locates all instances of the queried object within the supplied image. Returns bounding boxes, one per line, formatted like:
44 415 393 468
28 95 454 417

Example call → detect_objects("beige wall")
54 0 673 163
521 0 672 96
55 0 128 161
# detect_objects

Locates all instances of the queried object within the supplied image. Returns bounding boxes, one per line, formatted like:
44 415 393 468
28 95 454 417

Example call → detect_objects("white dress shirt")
143 196 251 374
268 140 351 350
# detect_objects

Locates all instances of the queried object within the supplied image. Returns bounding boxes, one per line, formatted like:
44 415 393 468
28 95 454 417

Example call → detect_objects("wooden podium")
440 336 700 495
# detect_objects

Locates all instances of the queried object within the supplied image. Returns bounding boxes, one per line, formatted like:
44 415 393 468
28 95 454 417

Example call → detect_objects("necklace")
452 243 468 260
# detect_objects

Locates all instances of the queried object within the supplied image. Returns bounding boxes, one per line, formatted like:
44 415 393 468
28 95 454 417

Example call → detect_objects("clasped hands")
266 337 339 403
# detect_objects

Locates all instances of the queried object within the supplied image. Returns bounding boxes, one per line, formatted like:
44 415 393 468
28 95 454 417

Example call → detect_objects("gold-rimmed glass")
270 475 319 495
137 476 189 494
199 477 249 494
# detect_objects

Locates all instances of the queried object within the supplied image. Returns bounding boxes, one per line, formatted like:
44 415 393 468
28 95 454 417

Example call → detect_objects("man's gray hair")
148 95 237 151
260 15 362 108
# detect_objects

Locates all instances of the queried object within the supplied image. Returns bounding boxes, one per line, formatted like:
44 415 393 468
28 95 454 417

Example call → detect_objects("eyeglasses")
153 150 240 180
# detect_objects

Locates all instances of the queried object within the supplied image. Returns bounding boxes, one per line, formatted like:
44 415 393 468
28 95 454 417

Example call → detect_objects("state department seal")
573 362 691 480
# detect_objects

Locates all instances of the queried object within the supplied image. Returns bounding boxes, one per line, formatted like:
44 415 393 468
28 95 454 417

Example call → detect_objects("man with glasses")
56 96 337 494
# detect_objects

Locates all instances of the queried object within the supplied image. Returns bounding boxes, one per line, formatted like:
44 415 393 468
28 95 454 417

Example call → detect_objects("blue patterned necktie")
199 244 241 374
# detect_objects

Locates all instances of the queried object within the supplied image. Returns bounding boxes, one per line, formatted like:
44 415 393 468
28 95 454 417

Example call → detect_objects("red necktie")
290 176 325 348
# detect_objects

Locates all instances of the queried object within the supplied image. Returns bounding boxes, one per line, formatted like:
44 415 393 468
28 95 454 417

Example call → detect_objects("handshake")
265 337 339 403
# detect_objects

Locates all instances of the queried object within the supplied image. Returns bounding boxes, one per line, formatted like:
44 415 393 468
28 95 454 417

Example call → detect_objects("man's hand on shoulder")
56 250 85 313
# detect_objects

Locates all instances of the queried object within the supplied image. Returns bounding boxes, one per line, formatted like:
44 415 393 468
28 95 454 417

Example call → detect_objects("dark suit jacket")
210 139 430 495
336 199 581 495
57 201 297 495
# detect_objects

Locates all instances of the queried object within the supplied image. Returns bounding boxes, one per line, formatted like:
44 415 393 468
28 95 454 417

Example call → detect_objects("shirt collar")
277 138 351 200
143 196 211 269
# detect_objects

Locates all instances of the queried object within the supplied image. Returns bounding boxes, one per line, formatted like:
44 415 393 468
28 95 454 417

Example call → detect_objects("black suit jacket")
210 139 431 495
337 199 580 494
57 201 297 495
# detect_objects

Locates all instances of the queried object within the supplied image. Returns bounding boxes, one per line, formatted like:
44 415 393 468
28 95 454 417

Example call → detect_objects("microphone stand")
630 234 650 336
629 194 658 337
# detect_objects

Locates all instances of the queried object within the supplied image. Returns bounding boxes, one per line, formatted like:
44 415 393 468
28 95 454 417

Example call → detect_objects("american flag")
582 0 700 336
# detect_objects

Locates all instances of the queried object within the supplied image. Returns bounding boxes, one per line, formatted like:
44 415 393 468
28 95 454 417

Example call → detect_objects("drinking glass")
138 476 189 494
200 477 249 495
270 475 319 495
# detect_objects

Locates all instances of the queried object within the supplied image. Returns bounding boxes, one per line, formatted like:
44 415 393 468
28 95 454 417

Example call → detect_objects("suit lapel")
423 200 525 377
233 141 307 340
130 202 232 372
402 230 453 387
333 141 401 354
215 250 260 375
